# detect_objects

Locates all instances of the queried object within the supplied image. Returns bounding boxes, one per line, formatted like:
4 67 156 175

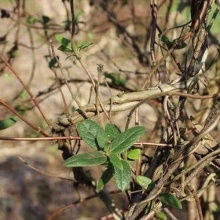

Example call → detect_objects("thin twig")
70 0 75 39
0 98 49 137
66 78 214 125
186 185 204 220
50 41 88 118
0 55 51 126
0 136 80 141
18 156 73 182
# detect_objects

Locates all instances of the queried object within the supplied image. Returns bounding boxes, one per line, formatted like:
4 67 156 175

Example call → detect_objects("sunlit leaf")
110 154 131 191
127 147 141 160
58 45 73 52
77 119 102 150
77 40 93 51
136 175 155 190
55 35 73 52
155 211 168 220
109 154 124 169
96 128 111 150
105 123 120 141
159 193 182 209
110 126 145 154
64 151 107 167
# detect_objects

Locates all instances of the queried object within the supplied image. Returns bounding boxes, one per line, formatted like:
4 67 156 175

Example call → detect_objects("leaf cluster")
64 119 145 191
63 119 182 211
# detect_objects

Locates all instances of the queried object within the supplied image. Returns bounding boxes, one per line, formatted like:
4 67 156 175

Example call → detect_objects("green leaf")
77 119 102 150
57 45 73 52
160 34 187 49
48 57 58 68
96 128 111 150
74 10 84 22
77 40 93 51
64 151 107 167
55 34 70 45
136 175 155 190
71 106 76 112
3 72 13 81
159 193 182 209
104 72 127 86
105 124 120 141
160 34 173 48
97 167 113 191
110 126 145 154
0 116 19 130
127 147 141 160
19 89 28 99
55 35 73 52
111 157 131 191
26 16 39 24
161 34 172 44
109 154 123 169
173 38 187 49
41 15 50 24
155 211 168 220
